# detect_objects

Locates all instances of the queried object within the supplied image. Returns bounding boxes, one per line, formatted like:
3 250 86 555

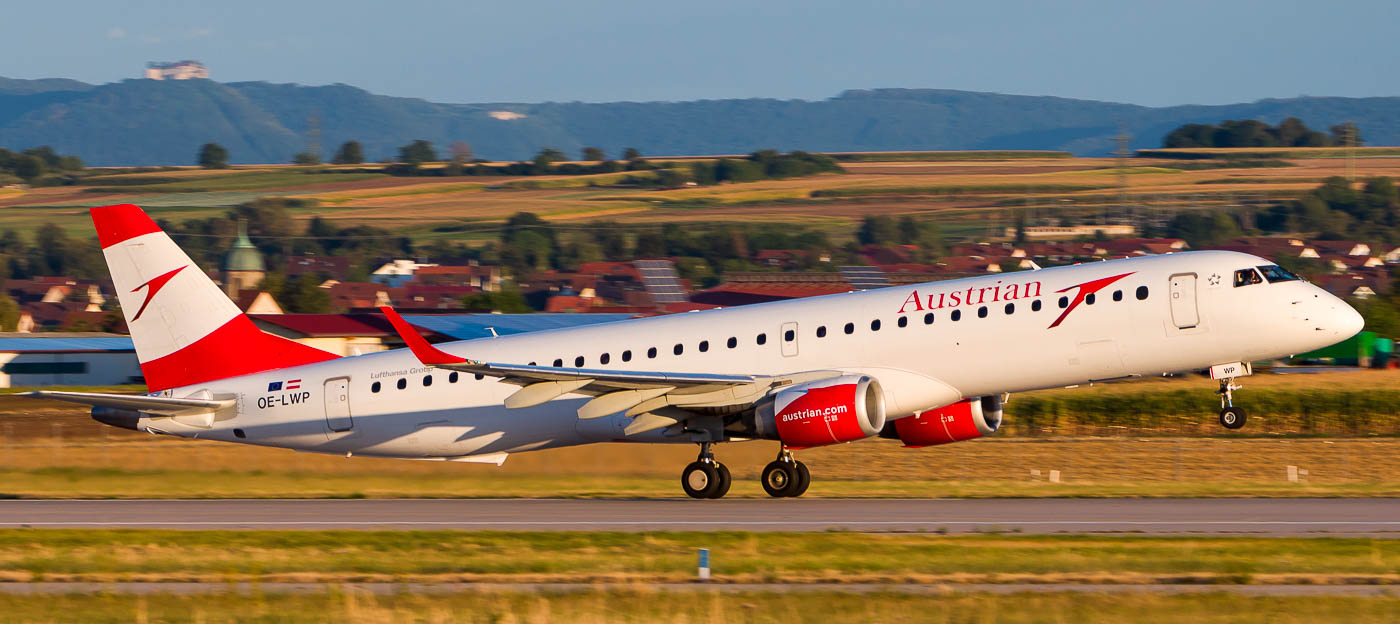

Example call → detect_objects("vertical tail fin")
92 204 338 391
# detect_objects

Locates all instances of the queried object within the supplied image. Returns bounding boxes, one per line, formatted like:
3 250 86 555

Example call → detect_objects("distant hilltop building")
144 60 208 80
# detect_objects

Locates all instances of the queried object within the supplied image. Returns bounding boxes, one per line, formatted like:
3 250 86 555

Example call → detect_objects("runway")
1 498 1397 534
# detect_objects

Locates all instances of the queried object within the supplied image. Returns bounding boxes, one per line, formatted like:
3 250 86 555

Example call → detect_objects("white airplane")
29 204 1363 498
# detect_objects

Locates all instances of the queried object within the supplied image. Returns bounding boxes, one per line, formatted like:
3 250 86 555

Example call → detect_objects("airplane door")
1168 273 1199 329
323 377 354 432
780 321 799 357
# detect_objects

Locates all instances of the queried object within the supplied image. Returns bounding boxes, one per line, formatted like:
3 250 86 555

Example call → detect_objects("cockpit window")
1233 268 1263 287
1257 265 1301 283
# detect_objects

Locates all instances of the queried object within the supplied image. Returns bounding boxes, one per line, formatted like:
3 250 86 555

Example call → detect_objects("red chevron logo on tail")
129 265 188 322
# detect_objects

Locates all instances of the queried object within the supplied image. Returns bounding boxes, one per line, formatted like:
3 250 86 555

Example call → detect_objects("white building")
0 334 142 388
144 61 209 80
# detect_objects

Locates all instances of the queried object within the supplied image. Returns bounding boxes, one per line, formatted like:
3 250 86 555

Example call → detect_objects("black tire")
1219 406 1247 430
761 460 798 498
708 463 732 499
682 461 719 499
790 461 811 498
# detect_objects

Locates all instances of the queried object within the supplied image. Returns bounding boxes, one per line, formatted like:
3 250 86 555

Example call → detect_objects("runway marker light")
698 548 710 581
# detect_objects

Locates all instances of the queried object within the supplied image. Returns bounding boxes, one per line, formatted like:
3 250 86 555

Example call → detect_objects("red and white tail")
92 204 338 392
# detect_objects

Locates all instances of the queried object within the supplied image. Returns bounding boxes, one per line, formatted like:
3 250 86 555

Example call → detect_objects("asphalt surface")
1 583 1395 596
1 498 1397 534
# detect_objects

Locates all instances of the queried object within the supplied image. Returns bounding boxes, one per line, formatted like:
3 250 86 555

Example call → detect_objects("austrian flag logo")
267 379 302 392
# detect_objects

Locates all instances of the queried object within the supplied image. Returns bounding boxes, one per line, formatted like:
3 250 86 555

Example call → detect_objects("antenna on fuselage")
485 327 499 338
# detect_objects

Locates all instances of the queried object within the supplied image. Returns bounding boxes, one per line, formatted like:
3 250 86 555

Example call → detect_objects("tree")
398 140 438 164
1331 123 1364 147
292 152 320 165
533 148 567 168
198 143 229 169
279 273 331 313
857 215 898 246
581 147 605 161
450 141 473 164
331 141 365 165
622 147 642 161
12 155 44 181
461 286 532 313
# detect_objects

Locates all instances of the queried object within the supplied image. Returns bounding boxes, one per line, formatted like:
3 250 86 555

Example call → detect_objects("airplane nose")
1336 300 1364 338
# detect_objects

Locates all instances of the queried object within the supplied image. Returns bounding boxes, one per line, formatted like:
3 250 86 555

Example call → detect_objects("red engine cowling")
750 375 886 448
879 396 1003 447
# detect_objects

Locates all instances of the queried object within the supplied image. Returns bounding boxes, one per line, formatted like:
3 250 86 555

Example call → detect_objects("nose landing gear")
1217 378 1247 430
761 448 810 498
681 442 731 499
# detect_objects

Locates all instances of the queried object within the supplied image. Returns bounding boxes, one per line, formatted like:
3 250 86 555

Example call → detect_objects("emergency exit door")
323 377 354 432
780 321 799 357
1168 273 1199 329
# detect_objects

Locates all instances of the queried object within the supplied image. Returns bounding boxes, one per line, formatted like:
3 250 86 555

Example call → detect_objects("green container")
1296 331 1375 365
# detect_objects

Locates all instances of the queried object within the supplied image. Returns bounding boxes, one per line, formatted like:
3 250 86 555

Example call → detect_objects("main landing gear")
681 442 731 499
1217 378 1247 430
761 448 810 498
679 444 811 499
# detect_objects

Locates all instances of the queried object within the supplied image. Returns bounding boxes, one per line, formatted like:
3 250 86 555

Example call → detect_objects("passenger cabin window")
817 326 827 338
1136 286 1149 300
396 378 407 390
1112 290 1123 302
923 312 934 325
622 350 632 362
449 372 459 383
600 353 610 365
553 358 563 368
784 330 795 341
844 322 854 334
423 375 433 386
1058 296 1069 308
699 340 710 352
727 337 738 348
977 306 988 318
1004 303 1014 315
648 347 658 359
574 356 585 367
371 381 381 393
1257 265 1302 283
898 316 908 328
756 333 767 345
674 344 684 355
1032 300 1042 312
870 319 881 331
1234 268 1264 287
951 310 962 321
1085 293 1096 305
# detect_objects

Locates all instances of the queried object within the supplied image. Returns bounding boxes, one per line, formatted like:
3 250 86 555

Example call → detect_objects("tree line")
1162 118 1361 149
0 146 84 185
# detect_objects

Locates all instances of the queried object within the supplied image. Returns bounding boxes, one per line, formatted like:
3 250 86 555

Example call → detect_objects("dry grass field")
6 150 1400 239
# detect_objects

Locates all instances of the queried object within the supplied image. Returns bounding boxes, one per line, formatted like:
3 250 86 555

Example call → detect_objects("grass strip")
1 531 1396 582
2 590 1397 624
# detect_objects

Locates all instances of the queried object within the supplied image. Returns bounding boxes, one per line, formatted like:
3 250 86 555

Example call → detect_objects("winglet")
379 306 470 365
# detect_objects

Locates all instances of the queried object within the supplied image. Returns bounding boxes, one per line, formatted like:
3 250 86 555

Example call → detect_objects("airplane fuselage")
130 251 1359 461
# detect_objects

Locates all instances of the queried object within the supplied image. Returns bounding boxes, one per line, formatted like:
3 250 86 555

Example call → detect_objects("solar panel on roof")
839 266 891 291
633 260 689 304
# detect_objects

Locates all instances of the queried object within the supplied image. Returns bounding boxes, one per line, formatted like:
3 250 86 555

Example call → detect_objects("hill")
0 78 1398 165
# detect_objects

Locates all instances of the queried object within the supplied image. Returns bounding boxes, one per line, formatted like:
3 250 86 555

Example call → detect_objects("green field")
3 590 1395 624
3 531 1396 584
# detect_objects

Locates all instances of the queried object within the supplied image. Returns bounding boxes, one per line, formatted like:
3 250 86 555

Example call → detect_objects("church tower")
222 219 266 298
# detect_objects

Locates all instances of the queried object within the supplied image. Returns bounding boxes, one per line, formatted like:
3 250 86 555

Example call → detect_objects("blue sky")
3 0 1396 106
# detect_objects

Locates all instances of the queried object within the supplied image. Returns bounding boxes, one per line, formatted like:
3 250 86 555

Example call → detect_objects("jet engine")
747 375 886 448
879 395 1003 447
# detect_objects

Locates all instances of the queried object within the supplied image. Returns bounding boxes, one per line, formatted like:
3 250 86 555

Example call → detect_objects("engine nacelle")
879 395 1003 447
749 375 886 448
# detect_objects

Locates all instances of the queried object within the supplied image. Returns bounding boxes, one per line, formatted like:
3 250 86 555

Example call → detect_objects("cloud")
106 27 126 40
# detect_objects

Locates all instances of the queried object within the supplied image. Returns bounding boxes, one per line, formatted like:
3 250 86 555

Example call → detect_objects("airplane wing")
380 307 838 433
19 390 236 417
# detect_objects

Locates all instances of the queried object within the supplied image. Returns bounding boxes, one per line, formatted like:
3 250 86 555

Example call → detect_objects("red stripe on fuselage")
141 315 339 391
91 204 163 249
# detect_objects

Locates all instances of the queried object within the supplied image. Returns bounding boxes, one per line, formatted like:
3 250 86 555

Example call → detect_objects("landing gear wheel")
1219 406 1246 430
790 461 810 498
708 463 732 499
682 461 720 499
761 460 800 498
